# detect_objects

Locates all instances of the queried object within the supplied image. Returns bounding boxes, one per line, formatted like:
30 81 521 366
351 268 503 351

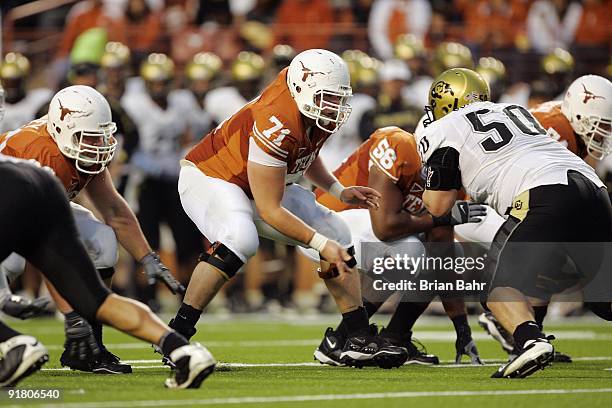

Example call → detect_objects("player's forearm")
372 211 435 241
106 199 152 261
304 157 340 192
258 206 316 246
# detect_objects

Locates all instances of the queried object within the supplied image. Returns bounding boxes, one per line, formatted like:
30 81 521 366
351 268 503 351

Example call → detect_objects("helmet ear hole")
576 114 581 120
55 125 61 134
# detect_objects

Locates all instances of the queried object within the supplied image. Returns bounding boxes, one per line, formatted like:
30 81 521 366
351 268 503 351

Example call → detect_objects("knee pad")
585 302 612 321
318 246 357 279
198 242 244 280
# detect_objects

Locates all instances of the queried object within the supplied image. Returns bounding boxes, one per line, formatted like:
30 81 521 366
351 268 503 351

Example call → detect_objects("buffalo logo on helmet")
581 84 606 104
431 80 454 100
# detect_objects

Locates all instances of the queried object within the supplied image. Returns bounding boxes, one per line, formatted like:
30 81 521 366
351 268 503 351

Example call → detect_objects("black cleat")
553 350 572 363
314 327 345 366
0 335 49 387
92 348 132 374
492 336 554 379
379 329 439 365
340 324 408 369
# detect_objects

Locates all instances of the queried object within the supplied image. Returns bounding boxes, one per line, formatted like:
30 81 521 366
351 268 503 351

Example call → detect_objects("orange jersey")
317 126 426 215
531 101 586 158
185 68 331 198
0 118 92 199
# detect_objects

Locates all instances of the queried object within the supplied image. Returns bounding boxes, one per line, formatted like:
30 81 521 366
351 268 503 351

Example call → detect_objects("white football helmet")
47 85 117 174
286 49 352 133
561 75 612 160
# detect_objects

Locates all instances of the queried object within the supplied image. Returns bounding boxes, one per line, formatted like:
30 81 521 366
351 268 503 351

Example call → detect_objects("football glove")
141 252 186 295
62 314 100 371
432 201 487 227
0 292 50 320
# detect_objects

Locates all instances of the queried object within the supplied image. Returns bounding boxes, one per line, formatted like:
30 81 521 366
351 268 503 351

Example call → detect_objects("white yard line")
8 388 612 408
40 331 612 351
39 356 612 371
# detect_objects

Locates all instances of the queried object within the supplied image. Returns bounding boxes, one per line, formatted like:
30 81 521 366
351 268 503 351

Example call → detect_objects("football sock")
171 303 202 337
513 321 545 350
160 331 189 356
340 306 369 336
0 321 21 342
451 314 472 338
336 299 379 338
91 320 103 348
386 301 429 335
533 305 548 330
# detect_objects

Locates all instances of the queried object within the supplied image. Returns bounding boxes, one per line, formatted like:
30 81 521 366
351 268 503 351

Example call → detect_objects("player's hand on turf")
141 252 186 295
433 201 487 226
455 338 484 365
0 292 50 319
64 314 101 368
320 240 354 275
340 186 381 209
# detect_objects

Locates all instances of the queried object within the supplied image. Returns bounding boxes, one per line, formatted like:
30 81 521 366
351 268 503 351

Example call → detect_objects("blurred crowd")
1 0 610 315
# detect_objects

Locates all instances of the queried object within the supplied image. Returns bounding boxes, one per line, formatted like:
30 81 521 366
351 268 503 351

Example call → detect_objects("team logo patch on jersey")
514 200 523 210
581 84 606 104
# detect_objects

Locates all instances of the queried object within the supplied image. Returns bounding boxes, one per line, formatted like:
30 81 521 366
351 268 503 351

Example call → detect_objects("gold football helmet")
186 52 222 82
140 53 175 82
425 68 490 124
394 33 425 61
541 48 574 75
432 42 474 78
0 52 30 80
231 51 265 82
101 42 130 69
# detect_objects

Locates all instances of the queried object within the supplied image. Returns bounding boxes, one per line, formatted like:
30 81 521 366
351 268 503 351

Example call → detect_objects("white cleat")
491 337 554 379
0 335 49 387
478 312 514 353
165 343 216 389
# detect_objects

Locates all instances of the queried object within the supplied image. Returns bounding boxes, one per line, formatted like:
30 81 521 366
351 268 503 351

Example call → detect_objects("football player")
416 68 612 378
309 125 487 366
458 74 612 362
164 49 408 368
0 86 214 389
0 85 184 374
0 52 52 133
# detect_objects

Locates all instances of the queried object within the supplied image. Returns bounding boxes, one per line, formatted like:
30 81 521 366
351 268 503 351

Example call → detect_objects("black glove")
432 201 487 227
455 337 483 365
63 314 101 371
140 252 186 295
0 293 50 320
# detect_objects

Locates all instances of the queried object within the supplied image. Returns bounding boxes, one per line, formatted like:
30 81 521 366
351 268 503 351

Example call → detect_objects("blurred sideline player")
307 126 486 366
0 53 52 133
164 49 409 369
416 68 611 378
0 85 184 374
456 74 612 361
0 88 214 390
122 54 203 301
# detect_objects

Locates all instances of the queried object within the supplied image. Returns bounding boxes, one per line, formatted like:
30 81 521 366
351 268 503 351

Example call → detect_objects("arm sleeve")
424 147 462 191
248 138 287 167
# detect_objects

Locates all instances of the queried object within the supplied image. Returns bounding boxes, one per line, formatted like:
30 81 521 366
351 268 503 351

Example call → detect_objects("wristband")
431 213 451 227
308 232 329 253
329 181 345 200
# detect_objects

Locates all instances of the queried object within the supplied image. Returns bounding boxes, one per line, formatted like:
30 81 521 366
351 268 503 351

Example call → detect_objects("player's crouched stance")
0 156 214 388
417 68 612 379
163 49 407 369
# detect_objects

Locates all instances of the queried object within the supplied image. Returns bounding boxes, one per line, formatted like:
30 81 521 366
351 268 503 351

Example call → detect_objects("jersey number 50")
466 105 546 152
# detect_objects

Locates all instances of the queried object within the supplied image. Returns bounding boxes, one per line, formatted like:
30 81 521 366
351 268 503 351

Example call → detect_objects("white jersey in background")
416 101 603 215
204 86 247 125
0 89 52 133
121 91 188 179
169 89 214 141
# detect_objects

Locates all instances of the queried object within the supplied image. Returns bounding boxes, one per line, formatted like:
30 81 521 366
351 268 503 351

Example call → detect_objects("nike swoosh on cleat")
326 338 337 349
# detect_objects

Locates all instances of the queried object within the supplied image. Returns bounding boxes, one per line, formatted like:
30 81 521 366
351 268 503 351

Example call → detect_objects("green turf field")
2 315 612 407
